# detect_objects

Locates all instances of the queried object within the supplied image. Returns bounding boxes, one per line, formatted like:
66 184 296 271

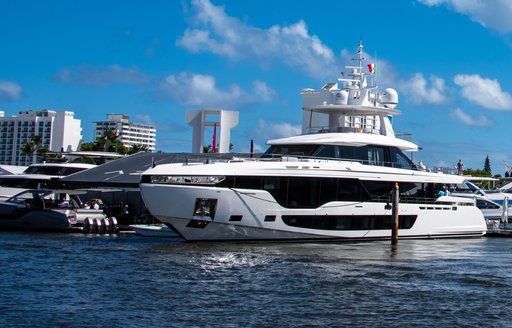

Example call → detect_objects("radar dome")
335 89 349 105
380 88 398 108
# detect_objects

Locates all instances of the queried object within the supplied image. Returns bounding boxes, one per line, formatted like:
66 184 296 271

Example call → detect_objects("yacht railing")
305 126 383 135
259 153 417 170
176 152 417 171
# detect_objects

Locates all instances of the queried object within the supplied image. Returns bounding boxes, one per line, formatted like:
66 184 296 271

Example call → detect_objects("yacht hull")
140 183 487 241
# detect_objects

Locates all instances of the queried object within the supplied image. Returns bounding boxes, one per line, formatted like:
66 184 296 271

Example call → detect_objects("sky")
1 0 512 173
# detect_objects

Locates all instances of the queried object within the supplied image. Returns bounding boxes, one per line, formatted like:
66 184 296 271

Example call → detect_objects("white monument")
186 109 239 153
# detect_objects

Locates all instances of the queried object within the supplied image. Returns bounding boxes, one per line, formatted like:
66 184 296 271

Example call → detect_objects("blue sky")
1 0 512 173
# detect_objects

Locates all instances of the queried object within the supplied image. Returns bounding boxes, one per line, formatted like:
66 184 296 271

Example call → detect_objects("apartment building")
94 114 156 152
0 110 82 166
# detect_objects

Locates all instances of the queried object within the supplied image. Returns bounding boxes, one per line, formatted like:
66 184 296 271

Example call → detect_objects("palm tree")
96 130 126 154
21 135 47 164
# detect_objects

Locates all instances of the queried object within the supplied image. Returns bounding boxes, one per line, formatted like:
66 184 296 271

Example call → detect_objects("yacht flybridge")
140 41 487 241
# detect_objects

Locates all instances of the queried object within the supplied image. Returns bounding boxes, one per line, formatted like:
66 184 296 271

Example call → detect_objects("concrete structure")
94 114 156 152
186 109 239 153
0 110 82 166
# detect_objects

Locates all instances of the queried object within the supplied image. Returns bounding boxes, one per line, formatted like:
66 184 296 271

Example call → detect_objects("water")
1 232 511 327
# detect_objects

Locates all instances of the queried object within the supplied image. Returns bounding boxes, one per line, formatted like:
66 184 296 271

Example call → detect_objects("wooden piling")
391 182 399 244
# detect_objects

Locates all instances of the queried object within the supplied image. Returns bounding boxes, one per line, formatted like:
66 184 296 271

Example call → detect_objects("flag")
114 129 120 138
212 123 217 153
505 161 511 171
367 63 375 74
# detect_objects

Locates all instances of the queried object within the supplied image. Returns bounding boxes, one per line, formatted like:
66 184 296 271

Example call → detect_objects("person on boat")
33 194 45 209
457 160 463 175
86 199 101 210
58 194 70 208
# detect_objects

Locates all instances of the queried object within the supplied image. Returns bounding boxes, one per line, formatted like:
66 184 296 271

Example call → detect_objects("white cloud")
418 0 512 34
160 72 276 107
454 74 512 110
451 107 492 126
0 80 22 101
256 119 301 140
135 114 155 125
177 0 336 79
54 65 149 86
399 73 448 104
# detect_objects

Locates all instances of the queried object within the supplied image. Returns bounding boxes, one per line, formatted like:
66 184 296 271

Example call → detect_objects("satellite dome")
380 88 398 108
335 89 349 105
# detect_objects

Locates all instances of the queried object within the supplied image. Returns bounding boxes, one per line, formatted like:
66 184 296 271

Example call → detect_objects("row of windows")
213 176 439 209
282 215 417 230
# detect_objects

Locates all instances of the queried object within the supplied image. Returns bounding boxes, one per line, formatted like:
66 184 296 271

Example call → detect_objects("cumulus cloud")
454 74 512 110
177 0 336 79
135 114 155 126
451 107 492 126
0 80 22 101
418 0 512 34
54 64 149 86
256 119 301 140
160 72 277 107
399 73 448 104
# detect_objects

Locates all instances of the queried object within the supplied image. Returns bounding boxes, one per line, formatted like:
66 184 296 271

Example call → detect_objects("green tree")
95 130 126 154
463 168 492 178
126 144 149 155
484 155 491 175
79 141 97 152
21 135 48 164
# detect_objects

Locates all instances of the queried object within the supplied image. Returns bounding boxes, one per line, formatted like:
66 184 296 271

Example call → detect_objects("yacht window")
262 145 320 158
338 146 356 161
476 199 500 210
287 177 320 208
389 147 416 169
319 178 338 205
314 146 337 159
338 179 368 201
234 176 262 190
282 215 417 230
367 146 385 166
365 181 394 199
263 176 288 206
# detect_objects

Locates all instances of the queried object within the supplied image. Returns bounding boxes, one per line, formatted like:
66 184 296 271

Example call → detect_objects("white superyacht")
140 41 487 241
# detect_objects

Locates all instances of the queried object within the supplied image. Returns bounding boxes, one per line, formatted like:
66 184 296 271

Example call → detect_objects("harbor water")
1 232 512 327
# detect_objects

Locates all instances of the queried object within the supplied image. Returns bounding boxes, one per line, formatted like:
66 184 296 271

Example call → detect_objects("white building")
94 114 156 152
0 110 83 166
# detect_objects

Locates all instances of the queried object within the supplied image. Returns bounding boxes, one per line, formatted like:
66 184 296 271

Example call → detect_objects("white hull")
140 183 487 241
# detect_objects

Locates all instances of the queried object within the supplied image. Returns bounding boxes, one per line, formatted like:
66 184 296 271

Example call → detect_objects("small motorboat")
129 224 179 237
0 189 109 232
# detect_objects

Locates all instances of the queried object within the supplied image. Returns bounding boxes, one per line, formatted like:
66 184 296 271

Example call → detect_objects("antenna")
374 50 378 88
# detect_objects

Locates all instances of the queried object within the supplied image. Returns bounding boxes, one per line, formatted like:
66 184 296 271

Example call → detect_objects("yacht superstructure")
139 41 486 241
